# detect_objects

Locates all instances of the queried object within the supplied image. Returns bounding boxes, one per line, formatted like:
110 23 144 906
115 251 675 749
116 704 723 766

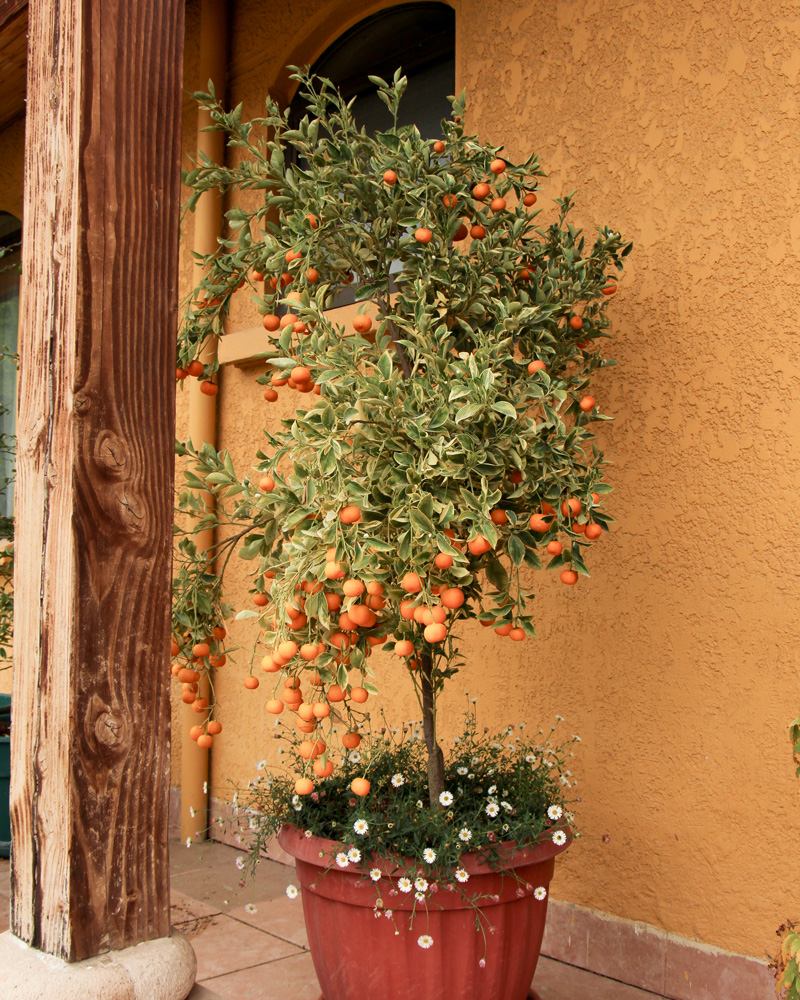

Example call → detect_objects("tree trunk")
420 650 445 807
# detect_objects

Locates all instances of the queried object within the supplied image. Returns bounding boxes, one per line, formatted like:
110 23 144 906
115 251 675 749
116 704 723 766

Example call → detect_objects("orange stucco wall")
0 0 798 968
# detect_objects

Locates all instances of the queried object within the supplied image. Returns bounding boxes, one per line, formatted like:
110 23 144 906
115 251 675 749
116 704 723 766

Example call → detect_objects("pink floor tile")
185 913 303 980
228 896 309 949
171 888 223 925
533 955 667 1000
200 951 320 1000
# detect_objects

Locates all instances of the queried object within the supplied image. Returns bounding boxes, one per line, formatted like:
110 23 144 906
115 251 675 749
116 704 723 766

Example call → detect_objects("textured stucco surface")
1 0 798 968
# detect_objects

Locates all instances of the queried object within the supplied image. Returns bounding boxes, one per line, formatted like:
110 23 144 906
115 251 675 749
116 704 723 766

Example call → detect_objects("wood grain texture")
0 8 27 131
0 0 26 32
11 0 184 962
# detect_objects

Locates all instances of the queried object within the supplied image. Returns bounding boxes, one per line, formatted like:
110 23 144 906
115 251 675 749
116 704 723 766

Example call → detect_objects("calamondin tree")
173 69 630 821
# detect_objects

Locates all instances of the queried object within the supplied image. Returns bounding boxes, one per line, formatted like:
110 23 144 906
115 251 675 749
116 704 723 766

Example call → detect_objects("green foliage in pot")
173 70 630 817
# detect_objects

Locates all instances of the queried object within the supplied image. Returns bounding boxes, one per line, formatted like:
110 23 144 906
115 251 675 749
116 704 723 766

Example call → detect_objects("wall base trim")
541 898 774 1000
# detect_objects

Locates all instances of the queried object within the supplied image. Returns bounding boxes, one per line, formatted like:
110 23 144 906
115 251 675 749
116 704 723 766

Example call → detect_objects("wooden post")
10 0 184 962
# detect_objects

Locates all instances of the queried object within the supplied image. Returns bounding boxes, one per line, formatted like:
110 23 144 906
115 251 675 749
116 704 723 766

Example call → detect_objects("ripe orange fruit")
324 592 342 611
263 388 278 402
602 282 617 296
176 367 188 380
453 223 469 241
343 579 365 597
433 140 446 153
440 587 465 609
279 312 298 330
193 642 211 659
472 182 490 200
467 535 491 555
259 476 275 492
523 192 537 206
312 702 331 719
299 643 319 661
181 689 195 704
351 777 371 797
271 373 289 387
569 315 583 330
584 523 603 540
424 622 447 643
170 639 180 656
560 569 579 585
292 365 311 384
399 599 419 619
579 396 595 412
253 593 268 607
338 612 357 632
494 622 513 636
490 158 506 174
509 627 525 641
307 268 319 283
350 687 368 703
187 360 204 377
401 572 423 593
295 778 314 796
352 315 373 334
561 498 582 518
383 169 398 185
340 505 362 525
490 509 508 526
509 470 523 484
528 360 546 374
415 227 433 244
434 552 454 570
325 561 345 580
546 540 563 555
342 731 361 749
470 224 486 240
394 639 415 657
263 314 280 331
306 213 319 229
490 197 506 212
327 685 346 703
529 513 551 533
244 676 259 690
197 734 214 749
442 193 458 208
278 640 299 660
265 698 284 716
314 759 334 777
189 725 203 741
207 720 222 736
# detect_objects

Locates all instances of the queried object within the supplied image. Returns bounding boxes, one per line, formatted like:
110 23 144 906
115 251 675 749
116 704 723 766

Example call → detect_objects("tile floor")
0 845 670 999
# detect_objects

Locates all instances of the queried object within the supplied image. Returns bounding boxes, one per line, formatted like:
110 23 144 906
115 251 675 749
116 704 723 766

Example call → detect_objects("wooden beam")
0 0 26 32
11 0 184 962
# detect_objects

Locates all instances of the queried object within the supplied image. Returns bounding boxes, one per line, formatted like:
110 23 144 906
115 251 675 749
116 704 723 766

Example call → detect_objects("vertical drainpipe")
181 0 228 844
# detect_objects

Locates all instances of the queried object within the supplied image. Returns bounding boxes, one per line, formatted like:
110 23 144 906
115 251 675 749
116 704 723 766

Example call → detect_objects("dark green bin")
0 693 9 858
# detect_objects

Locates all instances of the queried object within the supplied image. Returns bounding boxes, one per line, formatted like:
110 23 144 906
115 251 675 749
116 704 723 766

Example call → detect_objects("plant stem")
420 650 445 808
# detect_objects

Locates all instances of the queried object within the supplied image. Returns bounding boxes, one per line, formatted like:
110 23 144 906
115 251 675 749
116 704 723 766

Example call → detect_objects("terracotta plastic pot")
278 824 569 1000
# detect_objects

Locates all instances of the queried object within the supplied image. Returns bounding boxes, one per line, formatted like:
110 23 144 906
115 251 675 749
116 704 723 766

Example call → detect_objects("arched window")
0 211 20 522
287 3 455 305
293 3 455 139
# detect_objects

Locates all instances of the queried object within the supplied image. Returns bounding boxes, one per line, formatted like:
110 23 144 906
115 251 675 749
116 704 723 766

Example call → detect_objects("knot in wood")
94 430 130 478
74 391 91 413
94 710 128 753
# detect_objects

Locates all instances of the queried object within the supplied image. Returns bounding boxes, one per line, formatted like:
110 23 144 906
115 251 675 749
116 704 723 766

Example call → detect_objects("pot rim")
278 822 571 876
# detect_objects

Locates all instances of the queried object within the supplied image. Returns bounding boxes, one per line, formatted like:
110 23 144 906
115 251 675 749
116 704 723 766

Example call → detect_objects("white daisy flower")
189 806 196 818
304 829 313 838
391 773 405 787
485 802 500 818
347 847 361 863
370 868 382 881
422 848 436 864
457 767 468 775
455 868 469 883
552 830 567 846
547 805 563 821
488 785 497 795
415 891 426 901
417 934 434 949
416 800 424 809
491 742 502 749
286 884 299 899
203 781 208 794
458 827 472 842
384 909 393 918
349 751 362 763
526 754 537 765
235 856 245 870
414 877 428 893
534 886 547 900
354 819 369 835
256 760 267 771
245 903 257 914
501 801 513 813
398 877 413 893
439 791 454 807
293 802 303 812
336 852 350 868
291 794 300 807
185 837 192 849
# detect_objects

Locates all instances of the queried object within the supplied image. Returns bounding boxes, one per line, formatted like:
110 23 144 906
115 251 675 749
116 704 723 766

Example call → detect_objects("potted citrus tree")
173 69 630 1000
